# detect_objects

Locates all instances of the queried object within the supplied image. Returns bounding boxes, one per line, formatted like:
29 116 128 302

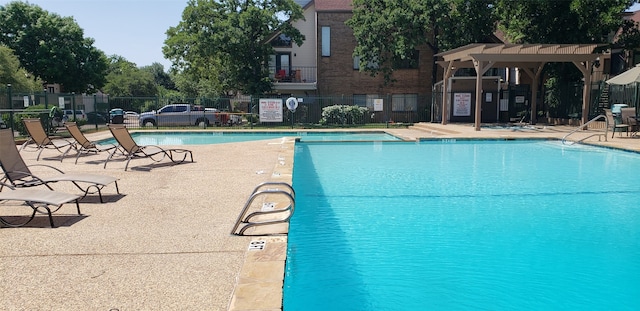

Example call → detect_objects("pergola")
435 44 602 130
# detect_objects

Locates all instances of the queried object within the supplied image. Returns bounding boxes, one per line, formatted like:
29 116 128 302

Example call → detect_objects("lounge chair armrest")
3 169 48 185
0 181 17 190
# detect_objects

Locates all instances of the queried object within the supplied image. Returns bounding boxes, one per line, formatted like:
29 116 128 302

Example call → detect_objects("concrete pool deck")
2 123 640 310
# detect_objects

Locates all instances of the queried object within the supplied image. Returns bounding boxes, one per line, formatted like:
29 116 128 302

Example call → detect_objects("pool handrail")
561 114 608 145
231 182 295 236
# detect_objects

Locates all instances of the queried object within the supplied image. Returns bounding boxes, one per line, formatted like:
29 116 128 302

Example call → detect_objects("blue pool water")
98 131 400 145
285 140 640 310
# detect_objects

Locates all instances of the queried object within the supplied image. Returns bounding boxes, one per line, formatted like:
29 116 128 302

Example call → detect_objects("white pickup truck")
138 104 220 127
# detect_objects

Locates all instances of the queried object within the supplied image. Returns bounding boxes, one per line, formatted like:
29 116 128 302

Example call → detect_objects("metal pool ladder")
230 182 295 236
562 114 608 145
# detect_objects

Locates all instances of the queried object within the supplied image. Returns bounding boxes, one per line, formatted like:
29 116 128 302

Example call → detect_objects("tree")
141 62 176 91
0 46 43 92
494 0 632 44
163 0 305 96
102 56 156 96
347 0 496 84
494 0 634 118
0 1 108 93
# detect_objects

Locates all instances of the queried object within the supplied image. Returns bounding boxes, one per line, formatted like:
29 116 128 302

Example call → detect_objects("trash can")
612 103 628 124
109 108 125 124
111 115 124 124
612 103 628 114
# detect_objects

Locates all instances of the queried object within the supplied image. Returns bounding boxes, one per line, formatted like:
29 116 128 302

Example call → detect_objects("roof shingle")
315 0 353 12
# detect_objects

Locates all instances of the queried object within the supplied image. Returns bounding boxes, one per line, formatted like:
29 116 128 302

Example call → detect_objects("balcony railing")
270 66 316 83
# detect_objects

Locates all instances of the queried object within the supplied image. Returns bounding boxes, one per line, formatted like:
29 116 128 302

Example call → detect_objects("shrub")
320 105 369 125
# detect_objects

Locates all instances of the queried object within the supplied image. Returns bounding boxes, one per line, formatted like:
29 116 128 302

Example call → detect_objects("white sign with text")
259 98 283 122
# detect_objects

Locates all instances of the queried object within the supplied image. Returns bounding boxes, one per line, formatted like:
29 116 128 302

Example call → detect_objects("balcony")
270 66 317 92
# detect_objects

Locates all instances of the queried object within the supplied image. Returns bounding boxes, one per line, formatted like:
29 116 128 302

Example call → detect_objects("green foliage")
141 62 176 91
320 105 369 125
615 18 640 49
0 46 43 92
245 113 259 124
163 0 305 96
494 0 630 44
0 1 108 93
347 0 495 84
103 56 157 96
494 0 634 118
8 104 49 135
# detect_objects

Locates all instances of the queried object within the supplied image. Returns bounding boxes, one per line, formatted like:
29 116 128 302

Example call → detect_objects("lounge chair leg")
41 205 55 228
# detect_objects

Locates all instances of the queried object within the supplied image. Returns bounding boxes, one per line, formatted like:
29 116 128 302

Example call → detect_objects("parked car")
109 108 125 124
139 104 220 127
125 111 139 119
87 111 108 124
63 110 86 121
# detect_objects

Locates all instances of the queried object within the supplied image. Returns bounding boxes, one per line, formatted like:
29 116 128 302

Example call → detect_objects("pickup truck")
138 104 220 127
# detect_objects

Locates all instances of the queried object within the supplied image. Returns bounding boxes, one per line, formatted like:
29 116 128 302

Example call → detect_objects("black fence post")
7 84 14 131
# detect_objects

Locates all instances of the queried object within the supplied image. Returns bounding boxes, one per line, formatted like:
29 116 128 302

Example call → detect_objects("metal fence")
3 79 615 133
0 88 432 133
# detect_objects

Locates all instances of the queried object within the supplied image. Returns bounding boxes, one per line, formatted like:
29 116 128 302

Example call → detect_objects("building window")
321 27 330 57
271 34 292 48
394 50 419 69
353 94 366 106
269 53 291 78
392 94 418 112
354 55 378 70
367 95 380 110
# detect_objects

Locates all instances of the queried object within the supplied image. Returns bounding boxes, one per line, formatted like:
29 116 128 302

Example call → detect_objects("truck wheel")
143 119 156 127
195 118 209 127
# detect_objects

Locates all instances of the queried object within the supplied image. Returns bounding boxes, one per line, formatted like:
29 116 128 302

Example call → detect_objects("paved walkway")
1 123 638 310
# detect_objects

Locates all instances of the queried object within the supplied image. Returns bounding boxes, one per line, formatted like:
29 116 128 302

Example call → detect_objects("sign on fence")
259 98 283 122
374 98 383 112
453 93 471 116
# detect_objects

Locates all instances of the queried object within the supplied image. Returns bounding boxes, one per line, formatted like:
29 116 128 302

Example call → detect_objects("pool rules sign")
259 98 283 122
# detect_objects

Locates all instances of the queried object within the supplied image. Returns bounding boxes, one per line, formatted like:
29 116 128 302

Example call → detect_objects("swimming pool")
285 140 640 310
98 131 401 145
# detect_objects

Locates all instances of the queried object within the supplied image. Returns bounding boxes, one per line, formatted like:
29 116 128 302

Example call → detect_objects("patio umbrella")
606 63 640 85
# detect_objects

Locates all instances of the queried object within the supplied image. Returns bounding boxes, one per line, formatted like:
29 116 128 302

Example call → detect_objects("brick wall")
316 12 435 98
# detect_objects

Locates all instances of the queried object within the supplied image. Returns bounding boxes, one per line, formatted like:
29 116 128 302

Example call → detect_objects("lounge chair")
0 181 81 228
604 109 629 138
64 122 120 164
0 129 119 203
19 118 76 161
106 124 193 171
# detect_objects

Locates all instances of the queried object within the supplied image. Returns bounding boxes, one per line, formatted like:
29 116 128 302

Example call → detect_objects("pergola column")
472 59 495 131
519 63 545 125
572 60 594 125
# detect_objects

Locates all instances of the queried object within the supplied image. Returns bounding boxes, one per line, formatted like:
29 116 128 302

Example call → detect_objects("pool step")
409 122 461 135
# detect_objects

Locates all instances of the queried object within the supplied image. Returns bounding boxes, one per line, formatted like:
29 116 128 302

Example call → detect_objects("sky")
3 0 640 71
0 0 188 70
